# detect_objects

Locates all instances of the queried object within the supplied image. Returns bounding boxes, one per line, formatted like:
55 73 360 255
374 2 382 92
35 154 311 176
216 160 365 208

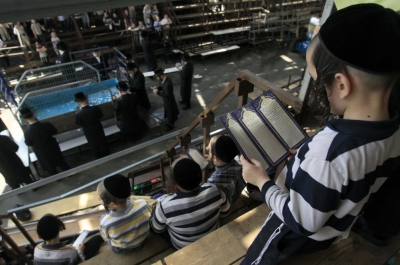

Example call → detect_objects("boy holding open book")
240 4 400 264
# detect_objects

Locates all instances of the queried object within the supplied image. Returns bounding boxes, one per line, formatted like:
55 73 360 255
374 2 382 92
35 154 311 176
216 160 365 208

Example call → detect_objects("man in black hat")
74 92 109 158
150 158 230 249
178 52 194 110
0 134 33 189
22 107 70 177
113 81 142 142
127 62 151 110
151 67 179 131
89 45 109 80
56 41 71 64
240 4 400 264
140 30 158 71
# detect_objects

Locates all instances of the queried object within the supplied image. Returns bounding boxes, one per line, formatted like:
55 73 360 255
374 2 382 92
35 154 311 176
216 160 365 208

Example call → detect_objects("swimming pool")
20 79 119 122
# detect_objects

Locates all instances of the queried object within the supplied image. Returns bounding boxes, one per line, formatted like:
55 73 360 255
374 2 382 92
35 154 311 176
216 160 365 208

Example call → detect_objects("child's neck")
112 201 128 212
45 236 60 246
343 92 391 121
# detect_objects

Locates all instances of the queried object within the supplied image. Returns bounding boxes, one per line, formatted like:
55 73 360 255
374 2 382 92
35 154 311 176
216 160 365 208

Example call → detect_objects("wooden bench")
29 124 120 163
201 45 240 64
152 203 400 265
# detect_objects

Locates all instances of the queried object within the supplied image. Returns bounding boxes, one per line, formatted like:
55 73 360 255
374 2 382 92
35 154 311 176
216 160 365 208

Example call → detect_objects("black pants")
84 235 104 260
361 167 400 238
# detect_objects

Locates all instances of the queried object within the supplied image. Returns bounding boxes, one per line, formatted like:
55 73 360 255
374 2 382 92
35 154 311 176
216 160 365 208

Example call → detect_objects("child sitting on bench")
34 214 103 264
206 135 246 204
150 158 231 249
97 174 151 254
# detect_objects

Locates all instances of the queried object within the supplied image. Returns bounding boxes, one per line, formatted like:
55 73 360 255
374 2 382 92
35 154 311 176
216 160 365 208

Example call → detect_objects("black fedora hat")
153 67 164 77
141 30 148 38
127 62 138 71
117 81 129 91
181 52 191 62
19 107 33 119
74 92 87 102
56 41 69 51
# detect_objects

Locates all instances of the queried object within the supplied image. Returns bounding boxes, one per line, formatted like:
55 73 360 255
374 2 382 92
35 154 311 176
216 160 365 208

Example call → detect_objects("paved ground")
0 42 311 214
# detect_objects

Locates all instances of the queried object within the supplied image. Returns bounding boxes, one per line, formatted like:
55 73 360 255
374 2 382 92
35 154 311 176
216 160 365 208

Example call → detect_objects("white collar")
161 76 167 84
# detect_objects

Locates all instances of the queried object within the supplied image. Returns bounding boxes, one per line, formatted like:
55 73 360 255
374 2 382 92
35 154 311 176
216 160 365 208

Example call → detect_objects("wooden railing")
158 70 303 188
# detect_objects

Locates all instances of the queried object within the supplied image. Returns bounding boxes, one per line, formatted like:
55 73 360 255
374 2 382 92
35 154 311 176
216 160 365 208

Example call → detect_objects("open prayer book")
180 148 209 170
219 90 308 172
72 230 89 248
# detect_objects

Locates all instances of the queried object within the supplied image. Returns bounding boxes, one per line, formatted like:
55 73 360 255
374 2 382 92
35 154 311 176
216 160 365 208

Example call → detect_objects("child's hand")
76 243 85 254
240 155 271 190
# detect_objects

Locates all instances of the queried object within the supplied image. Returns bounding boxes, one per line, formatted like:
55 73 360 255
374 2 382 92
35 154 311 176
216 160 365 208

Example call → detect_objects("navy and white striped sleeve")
219 188 231 218
150 202 168 233
262 156 344 237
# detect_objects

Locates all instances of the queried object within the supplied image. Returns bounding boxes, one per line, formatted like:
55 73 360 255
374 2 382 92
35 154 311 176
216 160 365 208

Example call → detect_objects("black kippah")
214 136 238 163
319 4 400 74
104 174 131 199
37 215 60 241
173 159 202 191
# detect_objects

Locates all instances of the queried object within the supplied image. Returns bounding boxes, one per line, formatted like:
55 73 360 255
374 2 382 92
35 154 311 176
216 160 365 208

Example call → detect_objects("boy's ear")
334 73 352 99
37 234 42 239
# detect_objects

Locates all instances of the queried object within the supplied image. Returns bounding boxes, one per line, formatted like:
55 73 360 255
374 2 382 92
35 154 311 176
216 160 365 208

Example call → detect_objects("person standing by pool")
74 92 109 158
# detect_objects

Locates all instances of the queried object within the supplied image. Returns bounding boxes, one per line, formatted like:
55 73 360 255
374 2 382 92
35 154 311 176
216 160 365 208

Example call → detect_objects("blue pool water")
21 79 119 121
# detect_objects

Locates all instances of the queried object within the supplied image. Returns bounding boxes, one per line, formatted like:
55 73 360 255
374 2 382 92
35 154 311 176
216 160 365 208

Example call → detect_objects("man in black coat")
89 45 109 80
21 108 70 177
56 41 71 64
127 62 151 110
151 68 179 131
113 81 142 142
0 135 33 189
140 30 158 71
178 52 194 110
74 92 109 158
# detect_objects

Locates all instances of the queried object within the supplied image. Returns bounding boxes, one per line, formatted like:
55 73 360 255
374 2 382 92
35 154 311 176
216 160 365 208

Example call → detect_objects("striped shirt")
264 113 400 241
34 242 79 265
150 183 231 249
99 199 150 249
207 159 246 204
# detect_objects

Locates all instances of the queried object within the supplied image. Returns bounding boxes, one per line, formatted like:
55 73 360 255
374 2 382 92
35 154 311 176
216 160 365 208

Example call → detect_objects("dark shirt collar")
42 242 65 250
176 186 200 198
325 110 399 138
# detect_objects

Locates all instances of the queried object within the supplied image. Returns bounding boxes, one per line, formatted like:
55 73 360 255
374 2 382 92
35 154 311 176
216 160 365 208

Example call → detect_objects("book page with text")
258 96 306 148
239 108 287 164
227 115 270 171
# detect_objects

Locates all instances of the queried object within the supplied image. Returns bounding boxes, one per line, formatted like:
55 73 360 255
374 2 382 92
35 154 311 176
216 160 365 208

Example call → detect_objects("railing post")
199 112 215 155
234 77 254 107
9 214 36 250
179 134 192 150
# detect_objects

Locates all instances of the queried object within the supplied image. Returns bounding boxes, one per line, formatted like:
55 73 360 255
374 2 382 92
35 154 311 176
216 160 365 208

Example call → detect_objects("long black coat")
59 51 71 64
179 61 194 101
128 70 151 110
113 93 140 140
75 105 109 157
0 136 32 189
89 55 109 79
24 121 69 172
157 77 179 125
141 38 157 71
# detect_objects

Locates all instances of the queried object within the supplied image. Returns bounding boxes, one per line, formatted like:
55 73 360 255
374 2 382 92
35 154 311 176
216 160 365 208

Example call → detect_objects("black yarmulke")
104 174 131 199
173 158 202 191
319 4 400 74
37 215 60 241
214 136 238 163
127 62 137 70
19 107 33 119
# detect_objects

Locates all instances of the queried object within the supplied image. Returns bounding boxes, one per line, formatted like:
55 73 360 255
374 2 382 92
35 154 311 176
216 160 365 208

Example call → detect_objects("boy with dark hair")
240 4 400 264
150 158 231 249
97 174 150 253
206 135 245 204
34 214 103 264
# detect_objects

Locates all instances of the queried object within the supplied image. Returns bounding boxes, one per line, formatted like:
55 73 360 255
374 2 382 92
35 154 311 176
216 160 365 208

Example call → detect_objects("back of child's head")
213 135 238 163
37 214 64 241
171 158 202 191
310 4 400 118
98 174 131 206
